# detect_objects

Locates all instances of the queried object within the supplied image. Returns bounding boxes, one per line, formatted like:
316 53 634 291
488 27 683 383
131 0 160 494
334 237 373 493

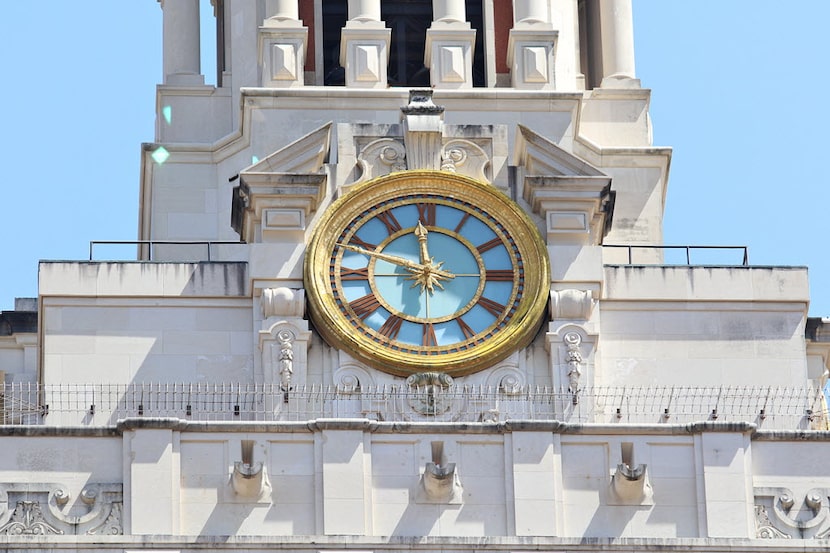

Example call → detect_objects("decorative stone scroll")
0 483 123 535
754 487 830 539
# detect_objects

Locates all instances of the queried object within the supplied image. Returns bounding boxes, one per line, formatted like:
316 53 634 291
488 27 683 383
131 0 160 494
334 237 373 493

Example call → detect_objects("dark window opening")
323 0 485 87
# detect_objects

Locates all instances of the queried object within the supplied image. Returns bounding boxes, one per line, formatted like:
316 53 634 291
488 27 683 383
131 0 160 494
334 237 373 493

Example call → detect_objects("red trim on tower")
300 0 315 71
493 0 513 74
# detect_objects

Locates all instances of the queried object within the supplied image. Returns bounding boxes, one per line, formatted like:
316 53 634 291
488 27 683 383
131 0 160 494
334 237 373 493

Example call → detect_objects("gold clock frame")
304 171 550 377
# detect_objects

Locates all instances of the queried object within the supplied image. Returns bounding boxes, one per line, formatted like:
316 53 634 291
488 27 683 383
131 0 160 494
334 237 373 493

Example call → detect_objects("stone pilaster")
340 0 391 88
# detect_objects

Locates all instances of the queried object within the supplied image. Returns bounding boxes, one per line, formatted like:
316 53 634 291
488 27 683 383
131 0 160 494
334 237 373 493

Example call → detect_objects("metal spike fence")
0 383 826 430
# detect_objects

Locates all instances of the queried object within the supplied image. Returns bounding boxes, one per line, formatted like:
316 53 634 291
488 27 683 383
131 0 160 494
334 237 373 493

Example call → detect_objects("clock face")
305 171 549 376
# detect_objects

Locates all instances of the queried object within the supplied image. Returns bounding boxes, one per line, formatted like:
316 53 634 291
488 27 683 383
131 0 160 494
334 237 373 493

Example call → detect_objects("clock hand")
340 240 456 297
415 221 430 265
339 243 422 272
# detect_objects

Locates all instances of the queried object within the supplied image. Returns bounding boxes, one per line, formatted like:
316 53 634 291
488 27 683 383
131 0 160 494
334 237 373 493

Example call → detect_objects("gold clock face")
304 171 550 376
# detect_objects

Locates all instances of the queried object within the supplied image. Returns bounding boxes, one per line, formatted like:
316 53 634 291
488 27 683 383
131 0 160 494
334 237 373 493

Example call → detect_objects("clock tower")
2 0 827 549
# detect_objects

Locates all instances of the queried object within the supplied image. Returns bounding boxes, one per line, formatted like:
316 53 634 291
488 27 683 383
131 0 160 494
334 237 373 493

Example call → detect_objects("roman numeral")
456 317 476 340
477 296 505 317
477 237 503 254
349 235 377 250
340 267 369 280
485 269 514 281
379 315 404 340
376 211 402 234
454 212 471 233
349 293 381 319
422 323 438 346
417 203 436 226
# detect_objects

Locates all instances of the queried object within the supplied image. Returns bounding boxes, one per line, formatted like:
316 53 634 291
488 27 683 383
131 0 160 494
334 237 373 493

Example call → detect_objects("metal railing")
1 383 826 430
88 240 245 262
604 244 750 266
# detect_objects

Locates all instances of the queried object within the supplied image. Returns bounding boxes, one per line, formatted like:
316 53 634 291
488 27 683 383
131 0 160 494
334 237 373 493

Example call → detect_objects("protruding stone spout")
231 440 270 498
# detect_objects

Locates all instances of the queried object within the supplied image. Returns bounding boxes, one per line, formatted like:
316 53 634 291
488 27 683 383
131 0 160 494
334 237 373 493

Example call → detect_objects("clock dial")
305 171 549 376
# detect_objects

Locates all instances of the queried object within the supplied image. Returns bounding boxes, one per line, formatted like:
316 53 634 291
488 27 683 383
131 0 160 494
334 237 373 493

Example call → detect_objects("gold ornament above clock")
304 171 550 376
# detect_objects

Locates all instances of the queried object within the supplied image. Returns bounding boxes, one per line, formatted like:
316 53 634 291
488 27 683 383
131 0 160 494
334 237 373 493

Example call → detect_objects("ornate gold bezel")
304 171 550 376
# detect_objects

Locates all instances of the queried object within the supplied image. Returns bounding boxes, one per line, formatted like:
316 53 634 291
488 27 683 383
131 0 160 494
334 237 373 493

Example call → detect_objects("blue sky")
1 2 828 317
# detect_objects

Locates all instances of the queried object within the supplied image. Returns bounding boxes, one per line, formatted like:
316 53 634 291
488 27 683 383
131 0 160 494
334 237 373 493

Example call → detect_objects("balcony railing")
88 240 245 262
0 383 826 430
604 244 750 266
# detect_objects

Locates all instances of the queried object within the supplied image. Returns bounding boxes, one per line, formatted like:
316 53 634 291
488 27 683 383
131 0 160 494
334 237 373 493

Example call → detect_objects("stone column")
340 0 391 88
266 0 299 20
514 0 549 24
160 0 204 85
507 0 558 89
259 0 308 87
425 0 476 88
599 0 638 86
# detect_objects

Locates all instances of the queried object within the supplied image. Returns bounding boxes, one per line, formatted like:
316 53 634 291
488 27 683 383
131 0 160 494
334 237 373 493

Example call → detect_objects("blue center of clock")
373 231 480 320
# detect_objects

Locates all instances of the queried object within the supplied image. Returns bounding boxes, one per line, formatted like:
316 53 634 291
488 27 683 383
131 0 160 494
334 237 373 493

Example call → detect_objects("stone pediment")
243 122 332 174
514 125 613 245
231 123 332 242
514 124 605 177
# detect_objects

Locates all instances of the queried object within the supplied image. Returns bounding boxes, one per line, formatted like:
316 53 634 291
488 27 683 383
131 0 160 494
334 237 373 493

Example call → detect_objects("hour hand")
338 243 422 272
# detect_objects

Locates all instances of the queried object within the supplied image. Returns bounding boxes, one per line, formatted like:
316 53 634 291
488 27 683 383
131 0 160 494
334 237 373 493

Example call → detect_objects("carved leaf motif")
87 502 123 535
0 501 63 535
755 505 791 539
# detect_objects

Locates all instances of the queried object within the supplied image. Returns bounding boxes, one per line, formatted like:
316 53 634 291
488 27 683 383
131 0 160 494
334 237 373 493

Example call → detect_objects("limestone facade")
0 1 828 551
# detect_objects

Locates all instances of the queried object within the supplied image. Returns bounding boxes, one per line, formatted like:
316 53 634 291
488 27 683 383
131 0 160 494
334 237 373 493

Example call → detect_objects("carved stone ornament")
406 372 454 416
564 332 583 403
0 501 62 535
0 483 123 536
756 505 791 539
440 139 490 182
754 487 830 539
277 330 294 393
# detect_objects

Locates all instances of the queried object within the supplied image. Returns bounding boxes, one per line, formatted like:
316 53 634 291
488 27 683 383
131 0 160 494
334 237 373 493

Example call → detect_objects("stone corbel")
550 289 595 321
231 440 271 500
416 441 463 504
608 443 653 505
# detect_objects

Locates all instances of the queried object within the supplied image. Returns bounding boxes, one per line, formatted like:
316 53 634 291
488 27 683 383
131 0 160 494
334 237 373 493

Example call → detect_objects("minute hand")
339 243 454 279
